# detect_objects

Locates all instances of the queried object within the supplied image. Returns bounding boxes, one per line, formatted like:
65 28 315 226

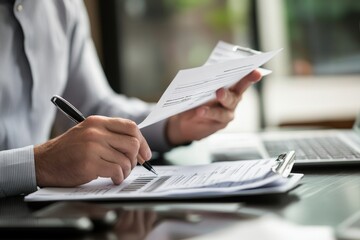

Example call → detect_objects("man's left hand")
166 70 262 146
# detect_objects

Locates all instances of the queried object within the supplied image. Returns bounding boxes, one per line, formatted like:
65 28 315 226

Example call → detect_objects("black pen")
51 95 158 175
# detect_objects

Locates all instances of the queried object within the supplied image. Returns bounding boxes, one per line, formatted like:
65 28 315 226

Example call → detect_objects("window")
95 0 360 129
257 0 360 127
117 0 254 101
286 0 360 76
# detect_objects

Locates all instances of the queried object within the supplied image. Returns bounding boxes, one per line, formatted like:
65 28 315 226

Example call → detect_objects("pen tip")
151 169 158 175
142 161 158 175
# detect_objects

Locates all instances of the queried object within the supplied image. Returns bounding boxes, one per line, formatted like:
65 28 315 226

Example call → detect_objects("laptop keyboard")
264 137 360 160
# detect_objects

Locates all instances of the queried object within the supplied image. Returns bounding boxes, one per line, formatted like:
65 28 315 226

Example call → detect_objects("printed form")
25 159 302 202
138 41 281 129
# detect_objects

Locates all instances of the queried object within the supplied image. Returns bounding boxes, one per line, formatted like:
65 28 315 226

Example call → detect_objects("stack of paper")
25 159 302 202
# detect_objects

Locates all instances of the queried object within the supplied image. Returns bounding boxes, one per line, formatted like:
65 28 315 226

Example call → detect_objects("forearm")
0 146 37 198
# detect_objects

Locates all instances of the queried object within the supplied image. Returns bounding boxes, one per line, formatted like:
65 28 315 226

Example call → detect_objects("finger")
138 134 152 161
96 160 124 185
97 156 132 183
104 118 152 161
99 144 137 169
117 159 132 180
104 118 140 136
137 154 146 165
89 129 138 167
232 70 262 95
216 88 240 110
107 134 140 167
197 106 234 124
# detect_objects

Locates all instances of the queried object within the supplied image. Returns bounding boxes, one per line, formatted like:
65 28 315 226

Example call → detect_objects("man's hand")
34 116 152 187
166 70 262 145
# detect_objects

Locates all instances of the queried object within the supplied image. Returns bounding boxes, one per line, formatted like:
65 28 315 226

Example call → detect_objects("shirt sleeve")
54 0 172 153
0 146 37 198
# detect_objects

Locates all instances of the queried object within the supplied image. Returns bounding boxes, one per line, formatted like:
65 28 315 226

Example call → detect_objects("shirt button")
16 4 23 12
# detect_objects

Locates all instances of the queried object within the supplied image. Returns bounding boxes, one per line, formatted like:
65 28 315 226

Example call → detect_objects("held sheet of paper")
138 41 281 129
25 159 303 202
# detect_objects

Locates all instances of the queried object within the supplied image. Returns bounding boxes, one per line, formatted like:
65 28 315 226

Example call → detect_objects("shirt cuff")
141 119 173 153
0 146 37 198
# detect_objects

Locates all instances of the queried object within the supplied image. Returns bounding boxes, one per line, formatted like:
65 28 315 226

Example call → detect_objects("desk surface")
250 168 360 227
1 140 360 239
165 139 360 227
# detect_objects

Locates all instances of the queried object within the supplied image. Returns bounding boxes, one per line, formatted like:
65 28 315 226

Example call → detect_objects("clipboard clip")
232 45 262 56
272 151 296 178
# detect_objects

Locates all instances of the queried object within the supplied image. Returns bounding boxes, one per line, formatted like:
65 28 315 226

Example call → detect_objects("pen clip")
51 95 86 123
272 150 296 178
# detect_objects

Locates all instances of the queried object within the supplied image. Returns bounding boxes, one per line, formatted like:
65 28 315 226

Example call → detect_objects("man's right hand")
34 116 152 187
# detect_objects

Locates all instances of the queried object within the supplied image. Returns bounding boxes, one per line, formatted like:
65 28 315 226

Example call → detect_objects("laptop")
210 111 360 166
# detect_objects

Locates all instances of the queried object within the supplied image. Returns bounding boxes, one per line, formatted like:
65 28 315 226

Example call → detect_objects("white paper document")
25 159 302 202
203 41 272 76
138 41 281 129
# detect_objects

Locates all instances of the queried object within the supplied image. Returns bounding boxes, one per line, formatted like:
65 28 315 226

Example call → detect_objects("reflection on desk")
0 199 255 240
1 138 360 239
0 197 332 240
0 197 336 240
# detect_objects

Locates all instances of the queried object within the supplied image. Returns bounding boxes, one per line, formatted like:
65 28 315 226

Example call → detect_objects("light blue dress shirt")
0 0 170 198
